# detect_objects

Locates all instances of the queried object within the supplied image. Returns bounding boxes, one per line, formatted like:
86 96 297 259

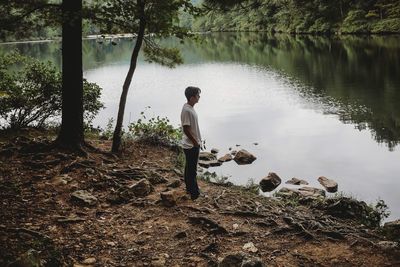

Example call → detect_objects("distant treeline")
192 0 400 34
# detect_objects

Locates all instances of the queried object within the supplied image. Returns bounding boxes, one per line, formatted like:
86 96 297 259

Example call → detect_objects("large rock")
233 149 257 165
71 190 98 206
198 160 210 168
317 176 338 193
199 152 217 161
259 172 281 192
128 178 153 197
298 187 326 198
218 154 233 162
209 160 223 167
285 177 308 185
211 148 219 154
383 220 400 240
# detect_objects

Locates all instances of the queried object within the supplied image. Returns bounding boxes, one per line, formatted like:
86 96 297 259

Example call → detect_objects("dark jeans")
183 146 200 197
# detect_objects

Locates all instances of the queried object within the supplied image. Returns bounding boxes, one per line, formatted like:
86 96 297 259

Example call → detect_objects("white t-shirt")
181 103 201 149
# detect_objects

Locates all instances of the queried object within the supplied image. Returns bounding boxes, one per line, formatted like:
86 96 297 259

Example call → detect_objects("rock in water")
277 187 326 199
199 152 217 161
211 148 219 154
198 160 210 168
317 176 338 193
259 172 281 192
218 154 233 162
128 178 153 197
209 160 223 167
285 177 308 185
233 149 257 165
298 187 326 198
71 190 98 206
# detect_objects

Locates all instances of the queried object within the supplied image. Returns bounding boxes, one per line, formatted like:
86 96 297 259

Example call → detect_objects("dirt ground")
0 136 399 266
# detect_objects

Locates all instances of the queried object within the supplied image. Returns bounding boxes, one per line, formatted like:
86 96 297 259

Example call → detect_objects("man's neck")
187 101 195 107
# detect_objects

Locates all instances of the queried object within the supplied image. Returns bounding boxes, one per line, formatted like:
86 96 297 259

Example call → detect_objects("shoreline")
1 31 400 45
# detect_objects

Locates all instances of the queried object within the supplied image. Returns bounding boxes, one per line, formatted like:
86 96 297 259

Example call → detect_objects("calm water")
1 33 400 220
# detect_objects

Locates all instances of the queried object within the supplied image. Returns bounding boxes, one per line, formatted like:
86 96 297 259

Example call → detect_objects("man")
181 86 202 200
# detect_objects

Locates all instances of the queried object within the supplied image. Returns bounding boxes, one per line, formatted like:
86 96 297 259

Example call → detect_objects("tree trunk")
55 0 84 149
111 1 146 153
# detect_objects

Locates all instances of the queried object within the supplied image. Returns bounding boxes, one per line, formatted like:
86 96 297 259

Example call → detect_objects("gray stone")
285 177 308 185
198 160 210 168
71 190 98 206
233 149 257 165
211 148 220 154
218 252 263 267
218 154 233 162
209 160 223 167
277 187 326 199
259 172 281 192
318 176 338 193
199 152 217 161
298 186 326 198
128 178 153 197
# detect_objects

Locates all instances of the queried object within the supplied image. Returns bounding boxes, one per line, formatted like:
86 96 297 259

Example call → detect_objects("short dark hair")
185 86 201 101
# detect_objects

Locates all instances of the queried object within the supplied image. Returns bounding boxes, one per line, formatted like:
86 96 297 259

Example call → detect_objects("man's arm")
183 125 200 147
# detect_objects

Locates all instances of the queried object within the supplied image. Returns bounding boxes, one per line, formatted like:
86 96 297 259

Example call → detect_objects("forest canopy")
193 0 400 34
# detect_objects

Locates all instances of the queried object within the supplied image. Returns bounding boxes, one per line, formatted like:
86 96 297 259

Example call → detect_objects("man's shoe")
191 193 200 200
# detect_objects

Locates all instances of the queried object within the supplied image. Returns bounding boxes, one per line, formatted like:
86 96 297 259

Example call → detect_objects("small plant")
373 198 390 224
100 118 115 140
199 171 231 185
127 108 182 146
244 178 260 195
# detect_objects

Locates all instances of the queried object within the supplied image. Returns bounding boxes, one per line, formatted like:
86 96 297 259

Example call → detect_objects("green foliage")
374 199 391 222
127 108 182 146
199 171 231 185
194 0 400 34
100 118 115 140
244 178 260 195
0 51 104 129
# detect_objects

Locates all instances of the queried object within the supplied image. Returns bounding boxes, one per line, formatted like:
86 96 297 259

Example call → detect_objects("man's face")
192 93 200 104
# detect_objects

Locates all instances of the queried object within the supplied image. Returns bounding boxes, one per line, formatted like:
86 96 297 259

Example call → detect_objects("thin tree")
96 0 198 152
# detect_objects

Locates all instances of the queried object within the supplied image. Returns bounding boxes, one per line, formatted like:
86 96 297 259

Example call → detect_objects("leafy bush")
0 52 103 129
127 109 182 146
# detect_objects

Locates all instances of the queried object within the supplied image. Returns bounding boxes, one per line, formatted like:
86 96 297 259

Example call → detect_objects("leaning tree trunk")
111 2 146 153
56 0 84 149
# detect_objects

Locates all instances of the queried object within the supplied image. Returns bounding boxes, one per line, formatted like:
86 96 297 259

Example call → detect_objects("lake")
1 33 400 220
